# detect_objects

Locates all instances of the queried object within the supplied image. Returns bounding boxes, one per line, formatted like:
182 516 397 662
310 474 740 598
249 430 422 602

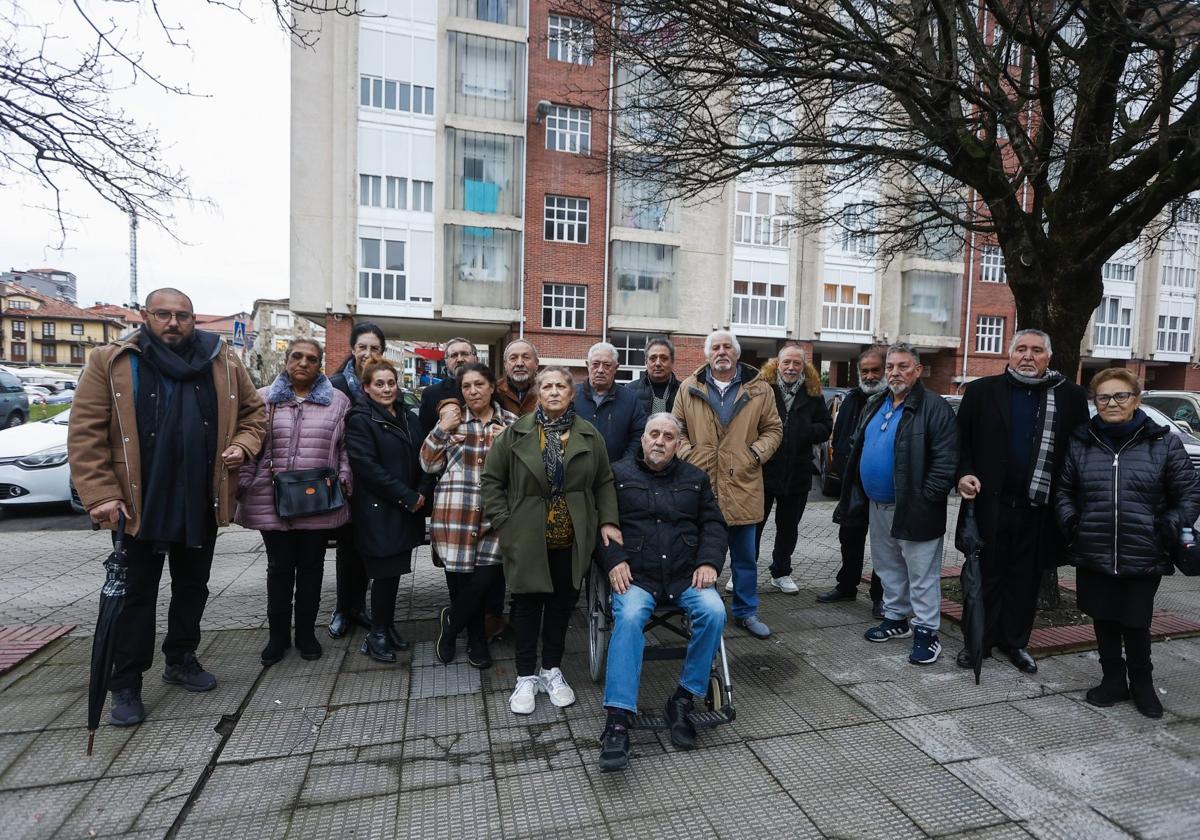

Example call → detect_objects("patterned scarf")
1005 366 1063 505
536 405 575 496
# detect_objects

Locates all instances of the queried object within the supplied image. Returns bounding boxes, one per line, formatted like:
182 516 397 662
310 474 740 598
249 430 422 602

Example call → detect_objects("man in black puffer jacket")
597 413 728 771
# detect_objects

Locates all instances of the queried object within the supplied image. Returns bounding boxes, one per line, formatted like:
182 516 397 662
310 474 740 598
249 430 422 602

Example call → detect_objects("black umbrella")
954 500 986 685
87 512 128 755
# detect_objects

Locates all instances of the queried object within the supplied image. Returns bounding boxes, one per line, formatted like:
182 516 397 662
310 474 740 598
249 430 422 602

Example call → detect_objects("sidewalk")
0 499 1198 839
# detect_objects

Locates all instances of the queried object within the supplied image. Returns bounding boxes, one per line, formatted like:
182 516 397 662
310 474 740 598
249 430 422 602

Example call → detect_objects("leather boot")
1085 657 1130 707
359 631 396 663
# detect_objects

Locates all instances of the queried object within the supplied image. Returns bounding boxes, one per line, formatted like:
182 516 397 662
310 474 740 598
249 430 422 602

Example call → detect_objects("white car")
0 408 79 510
1087 402 1200 471
22 385 50 405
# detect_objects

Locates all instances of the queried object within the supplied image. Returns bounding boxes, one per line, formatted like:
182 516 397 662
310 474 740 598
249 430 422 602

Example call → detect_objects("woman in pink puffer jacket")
235 339 352 667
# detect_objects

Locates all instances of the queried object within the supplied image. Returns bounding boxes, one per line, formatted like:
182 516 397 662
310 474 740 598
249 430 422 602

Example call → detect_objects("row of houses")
287 1 1200 391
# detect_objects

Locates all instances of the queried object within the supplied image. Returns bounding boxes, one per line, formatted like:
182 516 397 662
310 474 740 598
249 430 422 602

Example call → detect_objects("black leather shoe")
955 648 974 669
598 721 631 771
664 694 697 750
359 631 396 663
816 588 856 603
385 626 411 652
435 607 456 664
348 607 373 630
1004 647 1038 674
327 611 349 639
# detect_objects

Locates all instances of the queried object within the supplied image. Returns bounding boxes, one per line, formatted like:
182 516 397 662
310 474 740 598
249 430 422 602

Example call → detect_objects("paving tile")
608 810 714 839
188 755 310 821
0 780 93 839
489 721 584 778
218 708 326 763
0 690 79 734
298 760 400 807
395 779 499 839
329 668 409 707
408 662 482 698
497 766 604 836
175 811 292 840
0 731 38 778
400 730 492 791
56 770 180 838
405 694 486 740
0 726 133 789
315 700 406 751
106 716 223 776
246 670 338 712
286 794 398 839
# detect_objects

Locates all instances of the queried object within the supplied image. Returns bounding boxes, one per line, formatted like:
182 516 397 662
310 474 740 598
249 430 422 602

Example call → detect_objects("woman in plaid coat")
421 363 517 668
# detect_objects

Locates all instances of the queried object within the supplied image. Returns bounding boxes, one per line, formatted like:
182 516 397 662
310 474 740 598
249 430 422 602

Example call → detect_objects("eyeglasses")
1095 392 1136 406
147 309 194 324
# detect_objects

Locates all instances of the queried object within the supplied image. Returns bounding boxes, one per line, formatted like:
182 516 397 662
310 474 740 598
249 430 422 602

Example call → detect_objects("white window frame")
358 236 408 303
1093 296 1133 349
386 176 407 210
1102 260 1136 284
544 195 589 244
835 203 875 255
820 284 872 334
735 189 789 247
360 74 433 116
411 180 434 212
359 174 382 208
980 245 1007 283
545 105 591 154
610 332 649 384
1161 229 1199 289
1157 310 1193 354
541 283 587 330
548 14 593 65
975 315 1005 354
730 263 788 329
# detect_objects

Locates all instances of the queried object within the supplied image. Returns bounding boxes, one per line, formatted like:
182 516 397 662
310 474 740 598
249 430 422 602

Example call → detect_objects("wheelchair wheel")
587 564 609 683
705 674 722 711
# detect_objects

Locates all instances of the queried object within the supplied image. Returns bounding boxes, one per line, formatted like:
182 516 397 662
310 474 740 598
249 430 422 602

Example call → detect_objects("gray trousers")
868 501 943 632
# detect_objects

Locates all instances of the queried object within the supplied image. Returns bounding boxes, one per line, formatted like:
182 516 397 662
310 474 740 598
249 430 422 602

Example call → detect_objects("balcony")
730 282 787 334
899 269 961 344
610 242 678 321
443 225 520 313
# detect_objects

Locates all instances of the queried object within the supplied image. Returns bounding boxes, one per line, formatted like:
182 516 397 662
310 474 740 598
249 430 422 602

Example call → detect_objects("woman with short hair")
482 366 622 715
236 338 351 665
421 362 517 669
1056 367 1200 718
345 359 433 663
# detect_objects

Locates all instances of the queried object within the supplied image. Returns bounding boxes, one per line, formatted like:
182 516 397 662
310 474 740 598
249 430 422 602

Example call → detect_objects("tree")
0 0 360 239
568 0 1200 377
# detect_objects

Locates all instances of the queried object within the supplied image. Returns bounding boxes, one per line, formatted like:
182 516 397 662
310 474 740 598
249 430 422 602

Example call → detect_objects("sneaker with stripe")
864 617 912 642
909 627 942 665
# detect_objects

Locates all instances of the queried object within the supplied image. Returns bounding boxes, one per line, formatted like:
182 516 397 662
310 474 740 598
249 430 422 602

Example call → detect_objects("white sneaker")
725 577 734 593
509 676 539 715
537 667 576 707
770 576 799 595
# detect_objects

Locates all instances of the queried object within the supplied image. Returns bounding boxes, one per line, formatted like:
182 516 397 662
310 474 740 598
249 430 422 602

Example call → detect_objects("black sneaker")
598 720 631 771
162 653 217 692
110 687 145 727
466 644 493 670
664 694 697 750
435 607 456 664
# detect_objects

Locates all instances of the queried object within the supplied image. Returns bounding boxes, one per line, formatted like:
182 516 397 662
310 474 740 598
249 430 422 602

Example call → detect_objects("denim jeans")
603 584 726 713
727 524 758 619
868 502 943 631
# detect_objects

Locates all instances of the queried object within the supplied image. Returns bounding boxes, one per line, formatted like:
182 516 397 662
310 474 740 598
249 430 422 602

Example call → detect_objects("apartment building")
0 283 120 369
0 269 78 305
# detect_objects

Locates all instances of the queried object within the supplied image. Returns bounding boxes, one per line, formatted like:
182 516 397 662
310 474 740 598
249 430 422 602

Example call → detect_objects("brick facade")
323 313 353 375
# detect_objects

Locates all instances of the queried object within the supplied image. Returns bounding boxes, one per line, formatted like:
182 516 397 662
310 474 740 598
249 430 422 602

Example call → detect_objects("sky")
0 1 295 316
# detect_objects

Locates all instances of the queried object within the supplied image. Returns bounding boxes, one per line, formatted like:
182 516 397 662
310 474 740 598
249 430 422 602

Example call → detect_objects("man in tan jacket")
69 288 265 727
673 331 782 638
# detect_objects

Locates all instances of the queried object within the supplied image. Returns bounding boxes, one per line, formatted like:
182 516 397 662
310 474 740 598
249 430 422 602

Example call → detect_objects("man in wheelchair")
598 413 729 771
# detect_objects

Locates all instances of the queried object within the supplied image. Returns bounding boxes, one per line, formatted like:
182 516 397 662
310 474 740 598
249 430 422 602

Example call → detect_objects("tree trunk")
1037 568 1061 609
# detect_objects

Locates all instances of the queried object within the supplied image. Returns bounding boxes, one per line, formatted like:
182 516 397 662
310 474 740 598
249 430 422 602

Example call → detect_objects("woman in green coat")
481 366 622 717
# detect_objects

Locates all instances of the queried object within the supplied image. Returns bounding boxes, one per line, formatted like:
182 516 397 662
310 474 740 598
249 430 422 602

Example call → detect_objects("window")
545 105 591 154
11 342 26 361
358 237 409 302
1102 259 1136 284
359 74 434 115
11 320 25 337
386 176 407 210
835 203 875 255
71 323 84 335
821 284 872 333
42 322 55 338
360 74 383 108
359 174 382 207
735 189 790 247
451 0 525 26
613 242 675 293
542 283 587 330
411 180 434 212
9 299 31 310
610 332 649 384
900 269 962 339
544 195 589 243
548 15 593 65
1093 297 1133 349
980 246 1007 283
731 261 787 329
275 339 289 352
448 33 526 122
41 344 56 363
70 345 85 364
444 225 521 310
445 129 524 216
1161 229 1199 289
274 313 292 329
975 316 1005 354
614 175 674 231
1157 311 1193 354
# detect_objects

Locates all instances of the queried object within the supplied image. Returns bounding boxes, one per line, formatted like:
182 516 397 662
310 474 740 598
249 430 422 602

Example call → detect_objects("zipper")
1089 428 1144 574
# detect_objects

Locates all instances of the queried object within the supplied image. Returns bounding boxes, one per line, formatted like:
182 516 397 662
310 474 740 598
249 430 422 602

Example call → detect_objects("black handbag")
1175 541 1200 576
265 404 346 520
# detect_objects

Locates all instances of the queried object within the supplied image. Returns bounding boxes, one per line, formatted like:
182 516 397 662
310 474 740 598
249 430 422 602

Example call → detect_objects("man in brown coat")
673 330 782 638
495 338 540 417
69 288 265 727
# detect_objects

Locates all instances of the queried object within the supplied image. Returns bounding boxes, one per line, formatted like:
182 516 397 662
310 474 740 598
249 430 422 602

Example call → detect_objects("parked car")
1140 391 1200 436
0 371 29 428
0 407 75 509
22 385 50 405
46 389 74 405
816 387 850 496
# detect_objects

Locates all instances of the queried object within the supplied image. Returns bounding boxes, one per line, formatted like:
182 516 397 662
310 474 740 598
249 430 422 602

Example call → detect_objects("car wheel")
5 412 23 428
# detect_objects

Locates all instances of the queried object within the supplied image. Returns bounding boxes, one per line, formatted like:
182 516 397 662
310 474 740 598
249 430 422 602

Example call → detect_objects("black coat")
1055 416 1200 577
602 454 728 602
418 376 462 437
763 383 833 496
831 387 871 478
329 359 362 404
955 372 1090 568
631 371 681 414
345 399 434 568
834 381 958 541
573 381 649 465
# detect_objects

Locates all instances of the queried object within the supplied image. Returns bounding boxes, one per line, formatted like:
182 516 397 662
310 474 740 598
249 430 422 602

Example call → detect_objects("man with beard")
419 337 478 435
818 348 887 614
834 343 957 665
496 339 539 416
956 328 1088 674
69 288 266 726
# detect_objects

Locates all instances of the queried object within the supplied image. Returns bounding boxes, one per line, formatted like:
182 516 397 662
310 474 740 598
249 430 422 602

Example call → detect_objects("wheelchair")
584 562 736 731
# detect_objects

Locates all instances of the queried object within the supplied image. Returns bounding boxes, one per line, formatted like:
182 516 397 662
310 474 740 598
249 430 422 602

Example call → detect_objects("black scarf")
536 405 575 495
1092 409 1150 449
135 327 220 548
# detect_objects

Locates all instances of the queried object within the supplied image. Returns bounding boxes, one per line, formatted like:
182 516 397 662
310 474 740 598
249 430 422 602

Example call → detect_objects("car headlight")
16 444 69 469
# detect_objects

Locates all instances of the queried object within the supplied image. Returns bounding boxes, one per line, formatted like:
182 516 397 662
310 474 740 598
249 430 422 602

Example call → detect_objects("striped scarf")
1006 366 1062 505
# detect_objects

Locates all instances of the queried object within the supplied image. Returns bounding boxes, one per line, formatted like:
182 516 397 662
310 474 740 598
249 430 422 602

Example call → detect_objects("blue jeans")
727 524 758 619
603 584 726 714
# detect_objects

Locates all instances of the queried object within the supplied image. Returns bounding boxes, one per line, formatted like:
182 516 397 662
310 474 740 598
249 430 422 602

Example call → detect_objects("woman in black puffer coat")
1055 368 1200 719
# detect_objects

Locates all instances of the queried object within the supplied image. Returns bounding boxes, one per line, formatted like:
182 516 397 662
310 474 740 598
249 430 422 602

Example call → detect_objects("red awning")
412 347 444 361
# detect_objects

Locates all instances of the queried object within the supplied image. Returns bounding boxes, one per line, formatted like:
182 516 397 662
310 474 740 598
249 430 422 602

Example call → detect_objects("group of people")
67 288 1198 770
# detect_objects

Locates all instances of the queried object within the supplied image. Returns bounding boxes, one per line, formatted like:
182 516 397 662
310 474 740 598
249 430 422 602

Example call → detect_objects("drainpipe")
518 0 531 340
601 37 615 341
961 207 977 389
